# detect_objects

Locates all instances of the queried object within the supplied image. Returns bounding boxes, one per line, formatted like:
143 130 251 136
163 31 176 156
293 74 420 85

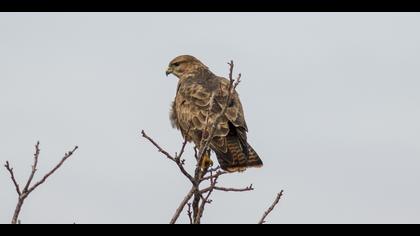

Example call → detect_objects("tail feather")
214 136 263 172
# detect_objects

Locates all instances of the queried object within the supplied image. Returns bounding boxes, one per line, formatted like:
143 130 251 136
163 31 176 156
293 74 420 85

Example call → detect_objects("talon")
200 150 213 170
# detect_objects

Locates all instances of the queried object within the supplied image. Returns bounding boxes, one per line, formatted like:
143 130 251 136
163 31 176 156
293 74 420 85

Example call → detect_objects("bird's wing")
213 77 248 132
176 72 249 153
211 77 249 150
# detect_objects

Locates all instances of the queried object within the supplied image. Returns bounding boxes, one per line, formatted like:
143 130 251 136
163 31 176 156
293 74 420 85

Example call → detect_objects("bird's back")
170 66 263 172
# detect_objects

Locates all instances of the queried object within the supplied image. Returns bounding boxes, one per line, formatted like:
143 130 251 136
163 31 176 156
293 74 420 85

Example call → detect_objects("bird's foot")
200 150 213 171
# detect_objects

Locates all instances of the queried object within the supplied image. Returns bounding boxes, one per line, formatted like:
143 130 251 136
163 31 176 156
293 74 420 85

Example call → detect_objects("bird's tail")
215 136 263 172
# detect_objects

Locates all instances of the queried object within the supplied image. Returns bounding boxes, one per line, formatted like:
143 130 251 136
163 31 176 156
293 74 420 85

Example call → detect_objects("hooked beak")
166 67 173 77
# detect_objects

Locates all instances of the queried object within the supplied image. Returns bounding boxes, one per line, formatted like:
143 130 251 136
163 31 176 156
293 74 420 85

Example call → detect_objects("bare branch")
201 184 254 194
169 187 196 224
175 135 188 160
11 200 24 225
206 166 222 173
4 142 78 224
228 60 234 83
201 170 228 182
233 73 242 90
22 142 40 193
187 203 193 224
193 146 199 161
258 190 284 224
195 174 219 224
214 185 254 192
4 162 21 196
27 146 78 194
141 130 196 185
141 130 176 161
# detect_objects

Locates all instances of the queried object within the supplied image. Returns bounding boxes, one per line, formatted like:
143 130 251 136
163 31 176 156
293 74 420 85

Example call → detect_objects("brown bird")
166 55 263 172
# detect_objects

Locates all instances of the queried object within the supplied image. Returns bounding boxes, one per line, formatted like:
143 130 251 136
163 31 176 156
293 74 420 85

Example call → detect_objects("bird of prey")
166 55 263 172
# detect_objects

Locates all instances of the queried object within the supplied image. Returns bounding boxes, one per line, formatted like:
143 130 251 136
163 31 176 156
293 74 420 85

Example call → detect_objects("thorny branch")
4 142 78 224
142 60 283 224
258 191 284 224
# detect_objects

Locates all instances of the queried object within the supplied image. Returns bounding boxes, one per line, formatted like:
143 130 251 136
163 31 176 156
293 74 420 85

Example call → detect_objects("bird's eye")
173 62 180 67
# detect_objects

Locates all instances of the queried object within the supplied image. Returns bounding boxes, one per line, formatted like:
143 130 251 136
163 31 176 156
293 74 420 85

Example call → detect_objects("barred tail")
215 135 263 172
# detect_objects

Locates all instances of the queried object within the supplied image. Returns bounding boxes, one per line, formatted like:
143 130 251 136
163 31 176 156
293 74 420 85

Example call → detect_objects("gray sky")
0 13 419 224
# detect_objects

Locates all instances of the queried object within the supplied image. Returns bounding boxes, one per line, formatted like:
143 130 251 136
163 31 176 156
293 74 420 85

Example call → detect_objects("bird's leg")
200 149 213 171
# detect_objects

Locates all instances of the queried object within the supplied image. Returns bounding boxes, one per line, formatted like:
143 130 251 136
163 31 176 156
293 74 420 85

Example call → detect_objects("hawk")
166 55 263 172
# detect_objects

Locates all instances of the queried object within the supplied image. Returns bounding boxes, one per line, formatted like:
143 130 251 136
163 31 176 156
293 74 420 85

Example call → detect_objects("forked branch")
4 142 78 224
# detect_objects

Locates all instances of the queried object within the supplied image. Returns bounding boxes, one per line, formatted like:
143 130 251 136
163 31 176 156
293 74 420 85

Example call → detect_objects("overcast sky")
0 13 419 224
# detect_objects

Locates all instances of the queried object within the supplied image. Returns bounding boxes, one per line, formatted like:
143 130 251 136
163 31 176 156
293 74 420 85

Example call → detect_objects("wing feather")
171 71 248 153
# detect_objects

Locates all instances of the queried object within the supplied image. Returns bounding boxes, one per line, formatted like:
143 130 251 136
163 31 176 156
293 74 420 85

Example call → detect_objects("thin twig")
200 184 254 194
142 130 196 185
27 146 78 195
214 185 254 192
169 187 196 224
22 142 40 193
258 190 284 224
206 166 221 173
141 130 176 162
195 175 219 224
193 146 199 161
187 203 193 224
4 162 21 196
4 142 78 224
201 170 228 181
175 136 188 161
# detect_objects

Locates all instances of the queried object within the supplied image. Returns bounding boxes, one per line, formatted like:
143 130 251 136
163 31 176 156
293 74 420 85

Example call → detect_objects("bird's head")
166 55 208 79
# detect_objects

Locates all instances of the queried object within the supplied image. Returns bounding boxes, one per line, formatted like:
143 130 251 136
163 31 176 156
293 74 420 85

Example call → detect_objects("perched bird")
166 55 263 172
